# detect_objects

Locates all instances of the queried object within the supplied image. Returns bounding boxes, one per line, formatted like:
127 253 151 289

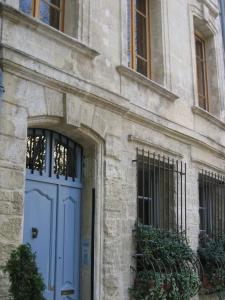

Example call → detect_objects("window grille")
136 149 187 233
199 170 225 239
26 128 82 181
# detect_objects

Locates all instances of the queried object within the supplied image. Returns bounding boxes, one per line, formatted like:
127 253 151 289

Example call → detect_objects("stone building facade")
0 0 225 299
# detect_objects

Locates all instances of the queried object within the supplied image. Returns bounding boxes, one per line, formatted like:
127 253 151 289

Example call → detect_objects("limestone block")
0 167 24 190
0 117 15 137
105 160 122 180
105 134 122 161
80 101 95 128
64 93 81 127
45 87 64 117
27 82 46 117
0 216 22 243
91 107 107 138
0 135 26 166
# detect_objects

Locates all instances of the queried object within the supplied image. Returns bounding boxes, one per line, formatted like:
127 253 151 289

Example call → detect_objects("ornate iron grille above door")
136 148 187 234
26 129 83 182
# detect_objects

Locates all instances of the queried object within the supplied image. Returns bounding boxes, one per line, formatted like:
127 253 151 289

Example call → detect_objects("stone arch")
26 115 104 300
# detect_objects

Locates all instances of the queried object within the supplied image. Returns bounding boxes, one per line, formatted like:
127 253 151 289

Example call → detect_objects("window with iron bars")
199 170 225 239
136 149 187 233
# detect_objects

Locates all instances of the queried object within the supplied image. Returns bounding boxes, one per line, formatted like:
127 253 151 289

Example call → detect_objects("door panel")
24 179 57 300
55 186 81 300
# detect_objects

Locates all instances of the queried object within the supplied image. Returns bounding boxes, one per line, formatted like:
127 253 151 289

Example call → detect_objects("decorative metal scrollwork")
26 129 82 181
26 130 46 174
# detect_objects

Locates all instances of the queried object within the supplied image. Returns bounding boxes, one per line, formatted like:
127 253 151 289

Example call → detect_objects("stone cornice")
202 0 219 18
192 105 225 130
0 3 99 59
116 65 179 102
128 135 183 158
191 158 225 174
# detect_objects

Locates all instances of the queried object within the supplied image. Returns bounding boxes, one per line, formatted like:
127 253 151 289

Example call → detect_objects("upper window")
19 0 65 31
136 149 187 233
195 33 209 111
128 0 151 78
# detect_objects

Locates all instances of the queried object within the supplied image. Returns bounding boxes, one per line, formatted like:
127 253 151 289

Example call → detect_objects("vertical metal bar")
31 128 35 174
91 188 95 300
168 157 170 231
63 139 66 179
153 153 156 227
157 154 160 228
172 158 175 230
176 160 179 233
212 172 216 238
142 149 145 225
163 156 165 230
148 151 150 226
184 163 187 235
219 174 222 234
136 148 139 225
180 161 183 234
49 131 53 178
65 138 69 180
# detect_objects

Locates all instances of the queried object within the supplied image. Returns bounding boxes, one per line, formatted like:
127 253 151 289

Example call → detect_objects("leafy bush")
4 244 45 300
198 235 225 296
130 226 201 300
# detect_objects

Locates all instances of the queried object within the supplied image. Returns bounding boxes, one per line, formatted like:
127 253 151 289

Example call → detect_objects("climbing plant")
4 244 45 300
130 226 201 300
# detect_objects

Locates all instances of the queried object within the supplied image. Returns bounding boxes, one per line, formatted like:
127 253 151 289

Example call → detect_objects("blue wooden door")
24 129 82 300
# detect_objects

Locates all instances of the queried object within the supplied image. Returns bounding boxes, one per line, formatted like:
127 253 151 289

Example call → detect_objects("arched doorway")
24 128 83 300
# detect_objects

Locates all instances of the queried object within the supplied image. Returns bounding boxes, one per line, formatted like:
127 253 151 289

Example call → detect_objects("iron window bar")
136 148 187 235
199 170 225 240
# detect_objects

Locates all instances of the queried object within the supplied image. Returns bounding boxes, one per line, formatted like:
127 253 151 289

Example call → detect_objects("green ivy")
4 244 45 300
198 235 225 296
130 226 200 300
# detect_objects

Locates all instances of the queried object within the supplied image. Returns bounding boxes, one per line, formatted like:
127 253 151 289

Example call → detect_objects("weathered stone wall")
0 0 225 299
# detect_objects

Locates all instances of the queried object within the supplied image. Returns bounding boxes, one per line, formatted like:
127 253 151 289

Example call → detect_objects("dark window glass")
137 158 174 229
199 173 225 238
19 0 32 15
136 57 147 76
40 0 60 30
136 13 147 59
26 131 46 173
54 140 76 178
195 35 208 110
136 0 146 14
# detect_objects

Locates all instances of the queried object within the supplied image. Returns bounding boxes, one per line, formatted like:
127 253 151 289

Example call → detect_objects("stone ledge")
192 105 225 130
128 135 183 158
116 65 179 102
0 3 99 59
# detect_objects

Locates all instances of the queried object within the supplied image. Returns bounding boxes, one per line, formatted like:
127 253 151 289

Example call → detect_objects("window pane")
136 12 147 59
20 0 32 15
127 0 131 67
137 57 147 76
26 131 46 172
136 0 146 14
54 140 76 178
40 0 60 30
195 38 203 59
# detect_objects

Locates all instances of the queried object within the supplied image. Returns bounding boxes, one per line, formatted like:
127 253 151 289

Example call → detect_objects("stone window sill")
192 105 225 130
116 65 179 102
0 3 99 59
